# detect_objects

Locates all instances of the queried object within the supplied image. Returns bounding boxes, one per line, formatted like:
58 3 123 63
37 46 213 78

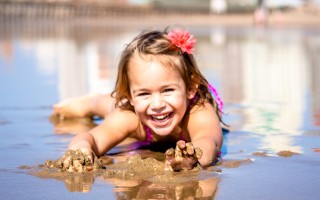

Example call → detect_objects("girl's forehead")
129 59 178 77
127 55 185 87
129 53 182 72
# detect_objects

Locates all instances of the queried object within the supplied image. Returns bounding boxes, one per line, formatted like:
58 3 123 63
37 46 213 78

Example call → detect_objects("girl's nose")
150 94 165 109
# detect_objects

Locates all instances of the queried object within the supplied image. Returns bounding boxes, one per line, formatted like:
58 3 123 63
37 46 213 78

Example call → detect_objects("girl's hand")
164 140 203 171
55 149 102 172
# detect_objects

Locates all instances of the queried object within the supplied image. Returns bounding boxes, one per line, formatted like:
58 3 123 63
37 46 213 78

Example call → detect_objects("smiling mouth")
151 112 172 122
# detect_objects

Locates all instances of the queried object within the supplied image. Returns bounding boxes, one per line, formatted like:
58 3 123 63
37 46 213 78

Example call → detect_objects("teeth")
152 114 169 121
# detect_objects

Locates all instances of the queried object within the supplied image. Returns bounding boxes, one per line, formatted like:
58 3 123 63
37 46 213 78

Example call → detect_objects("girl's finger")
186 142 194 155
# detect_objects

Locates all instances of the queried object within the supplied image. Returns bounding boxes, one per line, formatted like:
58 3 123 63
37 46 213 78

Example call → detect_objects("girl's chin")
154 127 172 134
147 123 175 136
144 115 177 135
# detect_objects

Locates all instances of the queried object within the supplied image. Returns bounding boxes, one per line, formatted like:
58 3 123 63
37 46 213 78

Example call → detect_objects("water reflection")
62 172 219 199
108 174 219 199
32 152 220 198
49 115 97 134
210 27 320 153
233 29 308 153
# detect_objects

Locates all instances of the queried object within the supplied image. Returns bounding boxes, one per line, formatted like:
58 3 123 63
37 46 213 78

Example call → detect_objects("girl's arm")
68 109 140 156
164 102 222 171
188 102 223 167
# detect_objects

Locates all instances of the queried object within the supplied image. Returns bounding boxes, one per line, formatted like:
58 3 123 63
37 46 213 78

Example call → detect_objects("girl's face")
128 56 195 136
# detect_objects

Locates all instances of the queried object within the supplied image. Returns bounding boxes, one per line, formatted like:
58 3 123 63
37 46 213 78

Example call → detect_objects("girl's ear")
129 97 135 106
187 85 198 100
187 75 198 99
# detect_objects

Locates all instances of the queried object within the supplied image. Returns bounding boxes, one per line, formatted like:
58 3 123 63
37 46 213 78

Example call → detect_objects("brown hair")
111 28 222 122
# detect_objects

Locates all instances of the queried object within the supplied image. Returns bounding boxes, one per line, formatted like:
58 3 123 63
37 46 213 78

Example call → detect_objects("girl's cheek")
166 93 186 104
132 100 148 112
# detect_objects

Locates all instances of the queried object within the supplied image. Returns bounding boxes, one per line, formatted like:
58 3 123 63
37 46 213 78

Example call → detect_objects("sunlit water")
0 21 320 199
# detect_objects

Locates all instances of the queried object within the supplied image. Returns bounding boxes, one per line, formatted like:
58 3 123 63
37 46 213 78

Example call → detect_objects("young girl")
53 28 224 171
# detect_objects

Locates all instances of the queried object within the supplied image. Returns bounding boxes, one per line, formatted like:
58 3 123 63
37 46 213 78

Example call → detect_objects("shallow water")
0 20 320 199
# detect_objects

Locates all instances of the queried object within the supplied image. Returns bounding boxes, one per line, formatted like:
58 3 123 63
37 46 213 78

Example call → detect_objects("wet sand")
23 150 246 197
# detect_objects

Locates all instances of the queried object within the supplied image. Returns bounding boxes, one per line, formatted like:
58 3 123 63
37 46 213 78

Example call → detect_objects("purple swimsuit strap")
179 131 189 142
145 126 153 144
145 126 189 143
208 83 224 112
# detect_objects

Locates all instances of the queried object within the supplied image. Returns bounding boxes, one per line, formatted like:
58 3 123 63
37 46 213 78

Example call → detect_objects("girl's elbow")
199 154 217 167
199 148 220 167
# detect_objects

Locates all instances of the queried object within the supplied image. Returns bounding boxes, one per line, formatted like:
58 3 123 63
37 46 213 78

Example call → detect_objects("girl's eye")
163 88 174 93
137 92 149 97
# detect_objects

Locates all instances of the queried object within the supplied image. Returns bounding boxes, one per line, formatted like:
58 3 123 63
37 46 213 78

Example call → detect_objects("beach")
0 7 320 199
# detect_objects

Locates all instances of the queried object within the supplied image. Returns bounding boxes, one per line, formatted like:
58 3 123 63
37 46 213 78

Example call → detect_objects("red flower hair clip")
165 29 196 54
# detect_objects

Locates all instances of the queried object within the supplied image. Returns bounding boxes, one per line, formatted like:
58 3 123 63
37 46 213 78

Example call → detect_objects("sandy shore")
2 9 319 28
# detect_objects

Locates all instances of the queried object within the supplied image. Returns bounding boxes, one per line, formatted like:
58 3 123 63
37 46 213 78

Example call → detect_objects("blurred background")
1 0 319 101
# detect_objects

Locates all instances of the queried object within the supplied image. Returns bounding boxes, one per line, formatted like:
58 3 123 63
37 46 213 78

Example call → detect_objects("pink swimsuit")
144 126 189 145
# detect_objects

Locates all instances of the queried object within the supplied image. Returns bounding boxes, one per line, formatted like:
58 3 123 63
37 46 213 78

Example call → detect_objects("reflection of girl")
53 28 224 171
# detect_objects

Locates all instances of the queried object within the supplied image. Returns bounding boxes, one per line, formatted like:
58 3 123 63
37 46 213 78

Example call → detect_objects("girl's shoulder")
189 101 216 115
185 102 221 138
186 102 219 126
